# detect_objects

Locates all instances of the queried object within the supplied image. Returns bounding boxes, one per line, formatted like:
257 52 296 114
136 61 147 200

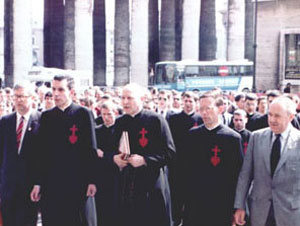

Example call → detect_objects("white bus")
28 66 93 91
153 59 254 92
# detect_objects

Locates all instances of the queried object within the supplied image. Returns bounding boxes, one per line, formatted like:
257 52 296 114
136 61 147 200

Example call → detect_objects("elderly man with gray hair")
233 96 300 226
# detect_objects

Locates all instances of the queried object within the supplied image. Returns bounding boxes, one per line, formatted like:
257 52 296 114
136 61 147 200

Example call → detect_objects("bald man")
234 97 300 226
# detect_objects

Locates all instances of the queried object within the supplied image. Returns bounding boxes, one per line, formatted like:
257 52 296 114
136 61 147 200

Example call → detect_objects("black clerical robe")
246 112 262 132
112 110 176 226
235 129 252 155
167 111 203 224
36 103 97 226
95 124 119 226
184 124 242 226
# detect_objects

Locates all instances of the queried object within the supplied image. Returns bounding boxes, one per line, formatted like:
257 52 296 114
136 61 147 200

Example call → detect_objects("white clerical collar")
128 106 143 118
104 123 114 128
183 110 195 116
58 101 72 111
205 119 221 131
16 108 32 122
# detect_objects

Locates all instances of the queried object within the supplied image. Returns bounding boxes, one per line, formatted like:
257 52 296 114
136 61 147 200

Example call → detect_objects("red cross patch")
139 128 148 148
211 145 221 166
69 124 78 144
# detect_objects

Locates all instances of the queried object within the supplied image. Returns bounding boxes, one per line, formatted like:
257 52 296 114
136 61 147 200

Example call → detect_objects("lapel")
19 111 38 153
11 113 17 149
274 128 294 174
263 129 273 174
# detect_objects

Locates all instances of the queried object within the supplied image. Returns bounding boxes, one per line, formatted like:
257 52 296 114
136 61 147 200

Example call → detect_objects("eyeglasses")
158 97 168 101
13 95 30 100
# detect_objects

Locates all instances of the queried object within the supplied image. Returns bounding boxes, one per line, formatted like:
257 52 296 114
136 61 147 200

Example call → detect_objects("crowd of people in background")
1 77 300 226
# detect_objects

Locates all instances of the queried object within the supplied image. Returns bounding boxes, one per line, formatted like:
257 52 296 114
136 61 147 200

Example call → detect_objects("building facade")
256 0 300 92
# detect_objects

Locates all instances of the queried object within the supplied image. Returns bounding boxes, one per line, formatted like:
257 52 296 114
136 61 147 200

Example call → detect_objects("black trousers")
1 189 38 226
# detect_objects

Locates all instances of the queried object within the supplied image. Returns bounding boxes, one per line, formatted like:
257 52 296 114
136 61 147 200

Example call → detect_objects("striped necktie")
16 116 24 150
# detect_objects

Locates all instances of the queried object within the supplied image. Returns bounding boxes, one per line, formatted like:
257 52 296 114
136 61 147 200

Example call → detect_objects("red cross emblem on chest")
69 124 78 144
210 145 221 166
243 142 248 154
139 128 148 148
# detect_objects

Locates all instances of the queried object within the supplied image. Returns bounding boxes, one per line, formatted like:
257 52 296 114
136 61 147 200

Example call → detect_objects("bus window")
185 66 199 77
155 64 176 83
240 65 253 76
165 65 175 82
155 65 164 83
227 66 239 76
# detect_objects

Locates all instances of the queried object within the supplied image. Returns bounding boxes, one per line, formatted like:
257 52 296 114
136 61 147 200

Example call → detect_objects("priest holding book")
111 83 176 226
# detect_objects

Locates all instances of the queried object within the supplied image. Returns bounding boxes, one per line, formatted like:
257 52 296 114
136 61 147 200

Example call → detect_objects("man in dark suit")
0 83 41 226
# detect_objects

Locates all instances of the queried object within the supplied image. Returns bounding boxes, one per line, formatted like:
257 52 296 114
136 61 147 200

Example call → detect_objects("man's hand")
97 148 104 158
30 185 41 202
86 184 97 197
233 209 246 226
128 154 146 168
113 153 128 170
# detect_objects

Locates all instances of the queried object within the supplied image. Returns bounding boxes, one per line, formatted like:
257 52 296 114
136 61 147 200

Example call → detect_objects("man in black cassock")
232 109 252 156
244 93 262 132
95 101 119 226
111 83 176 226
30 75 98 226
184 92 243 226
167 91 203 226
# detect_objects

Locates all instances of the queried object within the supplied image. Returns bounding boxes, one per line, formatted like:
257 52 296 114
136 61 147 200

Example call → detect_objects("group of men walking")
1 75 300 226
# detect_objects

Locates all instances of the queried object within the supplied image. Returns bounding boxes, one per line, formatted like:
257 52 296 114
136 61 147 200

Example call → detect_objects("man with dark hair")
216 97 233 126
244 93 262 131
157 90 175 120
283 83 291 93
184 92 243 226
0 82 40 226
233 109 252 155
257 96 267 115
235 93 246 110
30 75 98 226
168 91 203 225
44 91 54 111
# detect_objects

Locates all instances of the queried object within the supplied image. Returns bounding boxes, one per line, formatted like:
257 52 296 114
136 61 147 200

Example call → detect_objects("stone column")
114 0 130 86
64 0 93 72
199 0 217 60
148 0 159 68
131 0 149 87
182 0 201 60
93 0 106 86
44 0 64 69
4 0 32 87
245 0 254 61
160 0 176 61
227 0 245 60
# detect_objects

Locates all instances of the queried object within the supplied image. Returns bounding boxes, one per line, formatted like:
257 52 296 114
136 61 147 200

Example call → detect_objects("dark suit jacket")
0 111 41 200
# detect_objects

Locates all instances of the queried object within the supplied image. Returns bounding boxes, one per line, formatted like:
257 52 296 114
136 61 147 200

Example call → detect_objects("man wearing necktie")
233 96 300 226
0 83 41 226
